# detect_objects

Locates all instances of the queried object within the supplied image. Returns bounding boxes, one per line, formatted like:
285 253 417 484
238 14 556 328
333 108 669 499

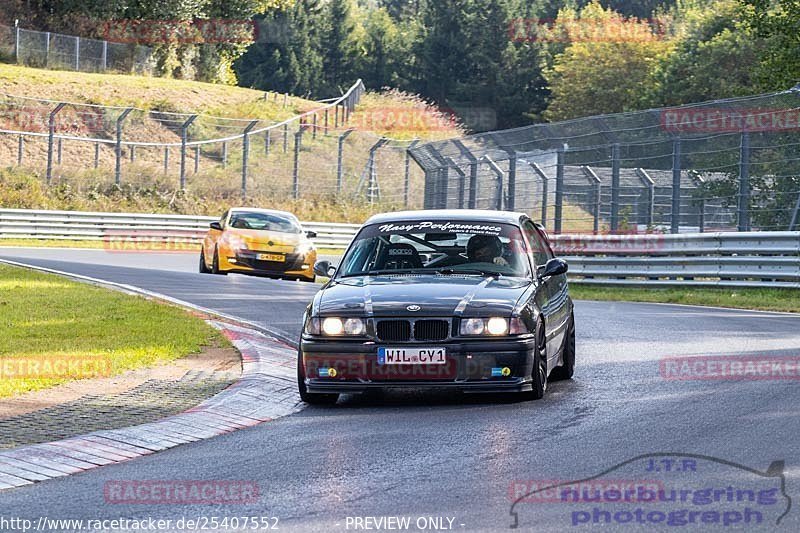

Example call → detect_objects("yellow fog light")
328 368 338 378
501 367 511 377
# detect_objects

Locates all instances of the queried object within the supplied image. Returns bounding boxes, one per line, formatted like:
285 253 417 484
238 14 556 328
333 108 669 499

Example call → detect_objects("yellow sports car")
200 208 318 282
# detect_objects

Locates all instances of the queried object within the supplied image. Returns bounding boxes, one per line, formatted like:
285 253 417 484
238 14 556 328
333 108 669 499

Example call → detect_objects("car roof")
228 208 298 219
363 209 528 226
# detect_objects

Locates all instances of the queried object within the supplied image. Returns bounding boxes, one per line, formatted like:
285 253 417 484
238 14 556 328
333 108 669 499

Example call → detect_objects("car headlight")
460 317 522 336
295 243 314 255
306 317 366 336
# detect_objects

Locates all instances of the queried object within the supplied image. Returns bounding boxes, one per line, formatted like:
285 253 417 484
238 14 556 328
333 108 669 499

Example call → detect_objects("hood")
227 229 304 252
317 275 532 317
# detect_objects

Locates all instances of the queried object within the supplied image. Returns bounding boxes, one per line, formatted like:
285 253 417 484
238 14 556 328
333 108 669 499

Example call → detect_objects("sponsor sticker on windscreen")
378 347 447 365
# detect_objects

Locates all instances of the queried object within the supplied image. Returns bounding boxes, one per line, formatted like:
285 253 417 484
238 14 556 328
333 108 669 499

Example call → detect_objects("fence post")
222 141 228 168
324 109 329 135
337 128 355 194
367 139 390 204
45 32 50 67
130 146 135 162
446 158 467 208
481 156 505 211
241 120 259 199
115 108 133 185
671 137 682 234
17 136 23 165
75 36 80 70
635 168 655 227
610 143 621 232
194 145 200 174
507 151 517 211
738 131 751 232
312 113 318 140
555 148 565 234
335 105 340 129
581 166 602 234
57 138 63 165
524 160 549 226
102 41 108 71
789 191 800 231
293 125 309 199
451 140 478 209
46 103 66 184
179 115 198 190
404 140 420 208
94 142 100 169
14 22 20 63
164 147 169 175
265 129 271 157
283 123 289 153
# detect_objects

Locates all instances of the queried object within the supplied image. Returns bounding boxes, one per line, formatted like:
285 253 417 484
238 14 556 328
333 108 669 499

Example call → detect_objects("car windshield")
338 220 531 278
228 212 301 234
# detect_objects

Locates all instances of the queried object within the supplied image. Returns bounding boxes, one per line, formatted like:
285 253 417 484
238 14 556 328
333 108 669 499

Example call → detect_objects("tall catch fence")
410 88 800 234
0 80 427 210
0 22 153 74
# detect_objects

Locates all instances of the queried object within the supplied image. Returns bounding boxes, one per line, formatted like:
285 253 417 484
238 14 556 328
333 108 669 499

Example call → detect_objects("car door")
522 220 566 366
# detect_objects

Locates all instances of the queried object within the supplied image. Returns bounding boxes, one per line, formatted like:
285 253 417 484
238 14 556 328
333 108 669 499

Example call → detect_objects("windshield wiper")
435 268 503 278
340 268 430 278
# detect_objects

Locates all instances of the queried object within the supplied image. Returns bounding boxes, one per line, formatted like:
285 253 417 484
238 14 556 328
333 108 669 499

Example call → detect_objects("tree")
648 0 765 107
322 0 358 93
741 0 800 91
543 2 672 120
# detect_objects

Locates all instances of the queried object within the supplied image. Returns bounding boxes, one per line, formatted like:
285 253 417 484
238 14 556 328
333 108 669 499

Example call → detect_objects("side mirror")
538 258 568 280
306 230 318 239
209 221 223 231
314 260 337 278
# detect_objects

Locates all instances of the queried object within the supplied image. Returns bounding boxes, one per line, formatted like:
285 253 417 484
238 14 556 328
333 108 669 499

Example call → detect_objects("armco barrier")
0 208 359 250
1 209 798 287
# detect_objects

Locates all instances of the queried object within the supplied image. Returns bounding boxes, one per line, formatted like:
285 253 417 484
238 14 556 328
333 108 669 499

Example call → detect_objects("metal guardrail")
0 208 359 250
1 209 797 287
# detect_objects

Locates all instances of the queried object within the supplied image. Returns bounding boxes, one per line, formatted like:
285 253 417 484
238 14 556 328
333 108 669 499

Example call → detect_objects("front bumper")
221 251 314 279
301 337 536 394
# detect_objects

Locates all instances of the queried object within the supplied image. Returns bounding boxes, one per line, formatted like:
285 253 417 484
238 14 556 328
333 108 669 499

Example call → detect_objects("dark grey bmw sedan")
297 210 575 404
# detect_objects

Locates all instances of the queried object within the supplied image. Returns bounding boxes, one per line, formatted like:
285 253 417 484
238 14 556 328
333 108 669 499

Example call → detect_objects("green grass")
570 285 800 313
0 264 223 397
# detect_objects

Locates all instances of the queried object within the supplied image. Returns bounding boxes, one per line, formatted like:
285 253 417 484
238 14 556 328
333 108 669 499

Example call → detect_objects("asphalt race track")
1 247 800 532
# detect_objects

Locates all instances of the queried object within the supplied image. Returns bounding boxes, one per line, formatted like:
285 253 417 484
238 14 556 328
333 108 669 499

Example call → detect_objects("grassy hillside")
0 64 596 228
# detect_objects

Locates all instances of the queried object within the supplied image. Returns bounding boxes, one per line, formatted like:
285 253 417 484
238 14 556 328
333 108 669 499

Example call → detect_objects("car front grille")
376 320 412 342
414 320 450 341
376 319 450 342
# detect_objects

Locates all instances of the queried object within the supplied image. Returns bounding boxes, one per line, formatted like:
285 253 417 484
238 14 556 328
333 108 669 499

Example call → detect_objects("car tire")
297 350 339 405
211 247 228 276
525 319 548 400
550 313 576 381
199 250 211 274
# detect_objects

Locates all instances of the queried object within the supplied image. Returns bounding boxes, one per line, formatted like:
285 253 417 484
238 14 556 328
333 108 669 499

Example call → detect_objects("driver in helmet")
467 234 509 266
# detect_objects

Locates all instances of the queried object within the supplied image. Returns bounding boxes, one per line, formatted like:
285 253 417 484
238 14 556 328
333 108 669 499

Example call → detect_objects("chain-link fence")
410 88 800 234
0 23 153 74
0 80 429 211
